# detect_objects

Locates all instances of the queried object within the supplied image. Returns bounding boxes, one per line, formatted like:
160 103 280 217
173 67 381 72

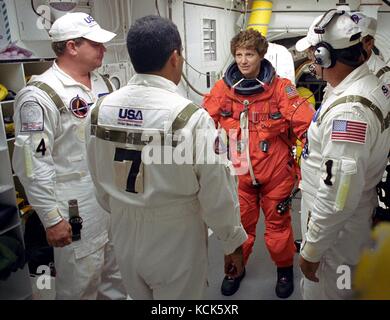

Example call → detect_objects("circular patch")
69 96 89 119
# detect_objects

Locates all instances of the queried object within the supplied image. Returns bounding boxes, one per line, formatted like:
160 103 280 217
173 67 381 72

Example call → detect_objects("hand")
46 220 72 248
299 255 320 282
224 246 244 278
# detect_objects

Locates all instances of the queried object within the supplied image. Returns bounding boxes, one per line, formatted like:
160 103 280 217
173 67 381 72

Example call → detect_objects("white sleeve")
193 110 247 255
301 108 378 262
12 89 62 229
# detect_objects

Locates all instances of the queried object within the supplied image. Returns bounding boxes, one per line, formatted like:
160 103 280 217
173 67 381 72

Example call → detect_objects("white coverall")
12 62 127 300
367 53 390 211
299 63 390 299
85 74 248 300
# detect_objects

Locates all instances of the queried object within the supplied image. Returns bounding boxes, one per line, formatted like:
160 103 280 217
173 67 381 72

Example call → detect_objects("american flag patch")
331 119 367 144
286 85 298 99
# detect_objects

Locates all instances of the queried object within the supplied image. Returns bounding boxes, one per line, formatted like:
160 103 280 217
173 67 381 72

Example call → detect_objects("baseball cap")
49 12 116 43
350 12 377 37
296 10 361 52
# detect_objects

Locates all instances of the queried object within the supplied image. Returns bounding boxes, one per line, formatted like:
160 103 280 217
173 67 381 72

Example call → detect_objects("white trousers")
110 199 208 300
300 192 372 300
54 238 127 300
53 176 127 300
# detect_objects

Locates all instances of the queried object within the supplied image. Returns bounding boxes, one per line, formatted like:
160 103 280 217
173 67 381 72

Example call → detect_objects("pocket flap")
340 159 357 175
73 231 108 260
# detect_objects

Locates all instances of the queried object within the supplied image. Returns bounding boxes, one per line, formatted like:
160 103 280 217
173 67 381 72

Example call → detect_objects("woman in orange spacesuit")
203 29 314 298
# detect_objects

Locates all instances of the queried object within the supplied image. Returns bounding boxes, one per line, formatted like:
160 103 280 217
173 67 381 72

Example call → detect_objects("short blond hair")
230 29 268 57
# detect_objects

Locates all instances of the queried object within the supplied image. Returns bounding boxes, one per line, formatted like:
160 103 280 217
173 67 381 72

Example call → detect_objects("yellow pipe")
0 83 8 101
247 0 273 37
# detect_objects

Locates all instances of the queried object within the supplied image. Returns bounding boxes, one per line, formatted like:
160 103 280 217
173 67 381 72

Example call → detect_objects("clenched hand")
299 255 320 282
224 246 244 278
46 220 72 248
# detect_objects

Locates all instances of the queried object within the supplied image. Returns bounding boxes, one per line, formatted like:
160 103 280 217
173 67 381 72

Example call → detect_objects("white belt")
55 171 88 183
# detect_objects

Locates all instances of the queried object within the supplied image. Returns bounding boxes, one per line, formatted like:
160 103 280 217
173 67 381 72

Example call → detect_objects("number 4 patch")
36 139 47 157
32 134 49 158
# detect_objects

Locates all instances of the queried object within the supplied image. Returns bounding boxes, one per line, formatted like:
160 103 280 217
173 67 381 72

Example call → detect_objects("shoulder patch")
69 96 90 119
20 101 44 132
285 85 299 99
331 119 367 144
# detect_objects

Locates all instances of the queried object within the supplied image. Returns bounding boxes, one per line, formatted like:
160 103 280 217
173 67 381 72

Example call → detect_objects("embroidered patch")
350 14 362 24
83 15 97 26
321 159 334 186
382 84 390 99
214 135 228 155
302 142 309 159
118 108 144 127
69 96 90 119
20 101 44 132
285 85 299 99
331 119 367 144
312 105 322 123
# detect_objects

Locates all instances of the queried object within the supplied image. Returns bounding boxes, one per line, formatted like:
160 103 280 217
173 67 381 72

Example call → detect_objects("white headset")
312 9 345 68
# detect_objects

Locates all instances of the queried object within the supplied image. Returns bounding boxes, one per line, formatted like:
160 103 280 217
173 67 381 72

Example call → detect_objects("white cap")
296 11 361 52
49 12 116 43
350 12 377 37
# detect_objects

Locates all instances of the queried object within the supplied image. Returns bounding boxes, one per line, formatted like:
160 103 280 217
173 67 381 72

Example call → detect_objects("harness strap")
91 103 200 148
317 95 389 132
100 74 114 93
376 66 390 79
28 81 68 114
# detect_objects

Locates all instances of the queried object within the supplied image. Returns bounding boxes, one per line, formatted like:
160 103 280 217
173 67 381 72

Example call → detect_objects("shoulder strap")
170 103 200 147
376 66 390 79
27 81 68 114
317 95 389 132
92 102 200 147
90 96 107 135
100 75 114 93
171 103 200 132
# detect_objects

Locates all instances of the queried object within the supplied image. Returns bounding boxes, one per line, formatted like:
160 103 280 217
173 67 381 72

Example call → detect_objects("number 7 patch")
114 148 144 194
